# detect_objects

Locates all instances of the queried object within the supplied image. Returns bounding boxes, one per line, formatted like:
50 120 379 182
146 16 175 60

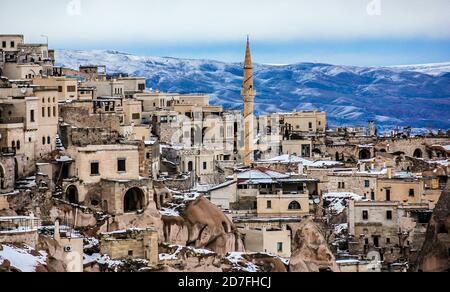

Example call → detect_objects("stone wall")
0 155 15 193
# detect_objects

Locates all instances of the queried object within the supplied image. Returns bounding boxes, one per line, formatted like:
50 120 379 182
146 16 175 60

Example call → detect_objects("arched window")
42 137 46 145
188 161 194 172
413 149 423 159
11 141 15 149
16 140 20 150
288 201 301 210
47 136 51 145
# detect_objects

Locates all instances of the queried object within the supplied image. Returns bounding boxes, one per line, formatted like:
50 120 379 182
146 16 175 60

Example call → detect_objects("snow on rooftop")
56 155 73 162
323 192 366 215
260 154 342 168
0 245 47 272
160 207 181 217
159 245 215 261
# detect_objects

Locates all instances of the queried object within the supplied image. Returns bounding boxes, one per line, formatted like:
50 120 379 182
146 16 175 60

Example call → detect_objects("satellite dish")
314 198 321 205
21 87 27 94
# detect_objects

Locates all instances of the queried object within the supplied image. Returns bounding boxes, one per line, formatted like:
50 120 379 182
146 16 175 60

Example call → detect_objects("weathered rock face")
162 196 244 255
99 200 163 237
289 219 339 272
416 187 450 272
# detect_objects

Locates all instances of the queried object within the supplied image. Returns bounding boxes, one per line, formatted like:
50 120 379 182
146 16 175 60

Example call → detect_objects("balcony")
0 117 24 124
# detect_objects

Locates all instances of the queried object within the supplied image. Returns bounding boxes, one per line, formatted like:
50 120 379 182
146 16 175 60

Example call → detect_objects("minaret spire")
241 36 257 167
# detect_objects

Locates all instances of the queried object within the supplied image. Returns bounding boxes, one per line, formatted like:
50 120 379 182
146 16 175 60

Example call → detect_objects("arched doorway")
0 164 5 190
66 185 78 204
13 158 19 181
413 149 423 158
123 187 145 213
288 201 301 210
359 149 371 160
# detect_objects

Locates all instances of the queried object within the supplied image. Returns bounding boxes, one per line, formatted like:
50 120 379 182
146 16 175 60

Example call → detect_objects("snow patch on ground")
0 245 47 272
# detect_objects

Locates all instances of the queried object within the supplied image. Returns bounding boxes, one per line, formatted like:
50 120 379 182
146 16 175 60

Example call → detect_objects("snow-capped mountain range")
55 50 450 129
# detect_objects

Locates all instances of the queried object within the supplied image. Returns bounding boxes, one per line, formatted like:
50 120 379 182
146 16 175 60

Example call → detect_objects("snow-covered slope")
56 50 450 129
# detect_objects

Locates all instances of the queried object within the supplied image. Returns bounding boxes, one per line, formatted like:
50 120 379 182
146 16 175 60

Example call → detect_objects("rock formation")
161 196 244 255
289 219 339 272
415 186 450 272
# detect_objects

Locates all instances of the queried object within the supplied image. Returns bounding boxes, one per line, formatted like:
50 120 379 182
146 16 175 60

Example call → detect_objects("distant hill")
56 50 450 129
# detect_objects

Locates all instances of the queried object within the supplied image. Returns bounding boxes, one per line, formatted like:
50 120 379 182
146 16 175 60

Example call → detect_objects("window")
309 122 313 129
11 141 15 149
42 137 46 145
188 161 193 172
267 200 272 209
30 110 35 122
138 83 145 91
2 41 6 48
90 162 100 176
386 211 393 220
386 189 391 201
47 107 51 117
146 153 151 159
67 86 76 92
53 106 56 117
363 210 369 220
10 41 15 48
203 162 207 170
277 243 283 253
365 180 370 188
58 86 63 93
47 136 51 144
128 250 133 257
16 141 20 150
117 159 126 172
371 191 375 201
132 113 140 120
301 144 311 158
386 238 391 244
42 107 45 117
409 189 415 197
288 201 301 210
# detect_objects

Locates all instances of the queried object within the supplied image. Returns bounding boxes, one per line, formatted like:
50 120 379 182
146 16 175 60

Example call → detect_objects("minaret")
241 36 256 166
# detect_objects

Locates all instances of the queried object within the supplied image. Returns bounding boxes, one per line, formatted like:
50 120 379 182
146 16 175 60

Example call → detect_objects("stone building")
348 200 433 264
100 228 158 265
232 168 317 218
239 226 292 258
63 144 154 215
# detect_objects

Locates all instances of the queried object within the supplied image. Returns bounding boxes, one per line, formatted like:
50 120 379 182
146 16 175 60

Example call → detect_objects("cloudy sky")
1 0 449 65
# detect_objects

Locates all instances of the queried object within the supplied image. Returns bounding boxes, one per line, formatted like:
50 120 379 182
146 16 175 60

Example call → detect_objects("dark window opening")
267 200 272 209
288 201 301 210
277 242 283 252
118 159 126 172
387 211 393 220
90 162 99 176
363 210 369 220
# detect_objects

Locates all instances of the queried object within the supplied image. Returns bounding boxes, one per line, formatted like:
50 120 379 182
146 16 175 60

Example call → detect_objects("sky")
1 0 450 66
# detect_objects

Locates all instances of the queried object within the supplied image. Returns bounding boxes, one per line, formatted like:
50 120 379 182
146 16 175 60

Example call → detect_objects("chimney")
298 163 304 175
387 168 393 179
359 163 366 172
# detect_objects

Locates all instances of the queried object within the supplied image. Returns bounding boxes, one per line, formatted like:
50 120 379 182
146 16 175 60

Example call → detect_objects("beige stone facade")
100 228 158 265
